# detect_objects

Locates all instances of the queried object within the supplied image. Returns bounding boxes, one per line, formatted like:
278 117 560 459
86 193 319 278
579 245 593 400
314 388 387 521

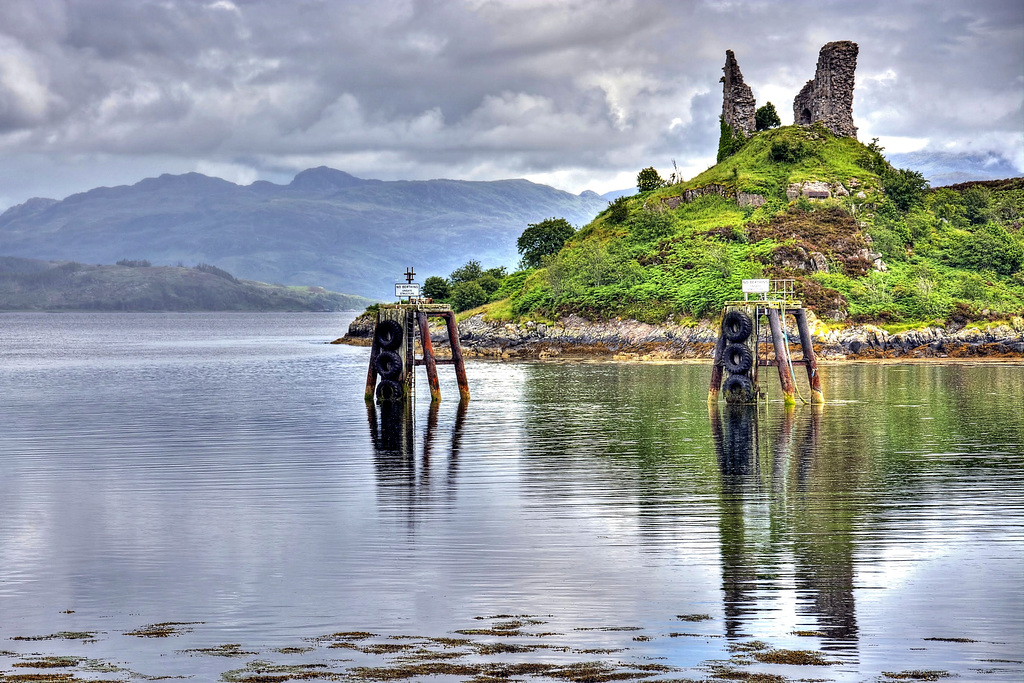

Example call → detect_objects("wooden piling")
443 311 471 402
766 307 796 406
708 332 727 403
416 311 442 403
792 308 824 404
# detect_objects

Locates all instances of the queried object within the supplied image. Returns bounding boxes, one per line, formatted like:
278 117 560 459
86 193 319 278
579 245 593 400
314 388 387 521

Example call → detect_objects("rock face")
793 41 859 138
721 50 756 136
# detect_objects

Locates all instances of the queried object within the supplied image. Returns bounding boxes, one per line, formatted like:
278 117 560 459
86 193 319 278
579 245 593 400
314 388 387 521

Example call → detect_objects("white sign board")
742 279 770 294
395 283 420 297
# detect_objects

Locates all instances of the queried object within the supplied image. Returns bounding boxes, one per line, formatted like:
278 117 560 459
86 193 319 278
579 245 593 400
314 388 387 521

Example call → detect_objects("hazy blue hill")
0 256 375 312
0 169 608 298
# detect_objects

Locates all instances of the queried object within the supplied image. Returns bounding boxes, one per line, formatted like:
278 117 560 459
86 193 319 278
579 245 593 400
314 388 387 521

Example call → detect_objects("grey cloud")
0 0 1021 207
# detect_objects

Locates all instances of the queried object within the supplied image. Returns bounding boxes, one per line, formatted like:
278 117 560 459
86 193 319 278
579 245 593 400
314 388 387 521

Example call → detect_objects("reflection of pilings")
368 399 469 519
710 402 760 638
791 405 858 647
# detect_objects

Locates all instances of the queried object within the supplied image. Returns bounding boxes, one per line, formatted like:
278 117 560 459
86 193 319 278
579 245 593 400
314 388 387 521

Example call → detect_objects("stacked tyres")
721 308 756 404
373 317 406 403
374 320 403 350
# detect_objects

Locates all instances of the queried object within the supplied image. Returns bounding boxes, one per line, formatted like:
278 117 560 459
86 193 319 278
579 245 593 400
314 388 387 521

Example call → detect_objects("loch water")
0 312 1022 681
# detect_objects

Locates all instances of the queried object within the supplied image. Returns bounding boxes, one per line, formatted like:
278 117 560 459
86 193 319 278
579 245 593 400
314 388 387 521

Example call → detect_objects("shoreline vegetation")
344 125 1023 360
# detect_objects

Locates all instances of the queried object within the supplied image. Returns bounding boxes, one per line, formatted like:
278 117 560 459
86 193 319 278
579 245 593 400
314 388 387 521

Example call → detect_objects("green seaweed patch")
180 643 257 657
790 630 826 637
751 649 835 666
705 664 788 682
882 672 954 681
923 637 977 643
573 648 624 654
124 622 202 638
573 626 643 632
221 660 337 682
676 614 712 622
423 637 472 648
9 633 98 642
0 675 124 683
317 631 377 641
273 647 313 655
726 641 772 653
473 642 552 655
11 657 81 669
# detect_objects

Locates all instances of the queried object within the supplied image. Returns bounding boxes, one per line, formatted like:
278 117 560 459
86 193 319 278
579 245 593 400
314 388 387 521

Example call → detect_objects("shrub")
769 138 810 164
422 275 450 300
881 167 928 212
449 260 483 284
949 223 1023 275
117 259 151 268
606 195 630 223
755 102 781 131
450 281 488 312
637 167 665 193
717 118 746 162
517 218 576 269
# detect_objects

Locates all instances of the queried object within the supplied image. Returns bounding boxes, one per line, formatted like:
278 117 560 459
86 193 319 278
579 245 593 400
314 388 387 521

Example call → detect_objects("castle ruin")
793 41 859 139
719 41 859 140
721 49 756 137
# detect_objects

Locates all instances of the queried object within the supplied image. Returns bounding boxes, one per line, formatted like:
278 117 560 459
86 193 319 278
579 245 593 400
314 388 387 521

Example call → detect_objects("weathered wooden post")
765 306 796 406
792 308 824 404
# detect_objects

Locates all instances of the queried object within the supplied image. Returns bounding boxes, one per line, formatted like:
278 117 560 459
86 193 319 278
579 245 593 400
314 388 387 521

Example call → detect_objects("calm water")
0 312 1022 681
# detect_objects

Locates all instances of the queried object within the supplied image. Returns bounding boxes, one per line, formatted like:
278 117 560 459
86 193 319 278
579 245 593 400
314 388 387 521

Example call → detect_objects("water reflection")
710 403 857 648
366 400 468 521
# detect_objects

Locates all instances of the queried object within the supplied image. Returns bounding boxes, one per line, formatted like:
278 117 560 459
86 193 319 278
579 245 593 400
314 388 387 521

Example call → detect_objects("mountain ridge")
0 169 609 298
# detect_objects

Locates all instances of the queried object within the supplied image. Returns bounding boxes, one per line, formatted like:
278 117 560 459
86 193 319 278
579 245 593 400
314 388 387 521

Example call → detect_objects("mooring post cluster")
709 278 824 406
365 268 469 405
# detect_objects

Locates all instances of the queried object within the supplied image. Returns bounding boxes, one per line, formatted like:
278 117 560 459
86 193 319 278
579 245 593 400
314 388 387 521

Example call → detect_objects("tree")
636 167 664 193
422 275 450 300
450 281 488 312
882 167 929 212
449 260 483 284
516 218 576 269
755 102 781 131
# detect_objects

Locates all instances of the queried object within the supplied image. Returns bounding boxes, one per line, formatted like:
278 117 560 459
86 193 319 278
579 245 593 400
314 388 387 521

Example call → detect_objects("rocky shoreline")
339 311 1024 360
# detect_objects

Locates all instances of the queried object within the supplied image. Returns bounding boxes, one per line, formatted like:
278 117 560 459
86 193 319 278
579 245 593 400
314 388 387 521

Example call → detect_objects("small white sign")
395 283 420 297
742 278 770 294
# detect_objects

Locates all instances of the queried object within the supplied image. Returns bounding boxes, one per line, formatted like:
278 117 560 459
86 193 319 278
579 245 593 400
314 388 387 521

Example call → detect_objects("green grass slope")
490 125 1024 328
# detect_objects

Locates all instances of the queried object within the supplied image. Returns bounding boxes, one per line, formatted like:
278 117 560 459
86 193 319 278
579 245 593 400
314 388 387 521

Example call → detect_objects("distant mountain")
0 168 608 298
0 256 375 312
888 151 1021 187
600 188 636 201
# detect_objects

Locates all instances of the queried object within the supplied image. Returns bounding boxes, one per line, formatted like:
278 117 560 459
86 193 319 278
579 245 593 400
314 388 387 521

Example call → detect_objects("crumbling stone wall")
793 41 859 139
721 49 756 136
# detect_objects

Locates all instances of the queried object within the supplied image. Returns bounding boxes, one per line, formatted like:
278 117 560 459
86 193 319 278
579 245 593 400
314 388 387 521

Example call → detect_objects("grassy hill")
0 257 375 311
479 124 1023 329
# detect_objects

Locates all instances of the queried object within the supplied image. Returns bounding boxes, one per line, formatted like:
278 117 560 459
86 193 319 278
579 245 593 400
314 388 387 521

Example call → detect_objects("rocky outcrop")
721 50 756 136
793 41 859 138
338 312 1024 360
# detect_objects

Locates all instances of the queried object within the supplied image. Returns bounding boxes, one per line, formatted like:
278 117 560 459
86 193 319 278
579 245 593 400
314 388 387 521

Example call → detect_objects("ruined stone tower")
793 41 859 139
721 49 756 136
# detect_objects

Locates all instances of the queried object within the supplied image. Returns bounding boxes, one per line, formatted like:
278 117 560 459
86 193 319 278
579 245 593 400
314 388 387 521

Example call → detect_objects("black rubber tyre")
375 349 403 380
723 310 753 343
723 374 753 402
723 343 753 374
376 379 404 403
374 320 403 351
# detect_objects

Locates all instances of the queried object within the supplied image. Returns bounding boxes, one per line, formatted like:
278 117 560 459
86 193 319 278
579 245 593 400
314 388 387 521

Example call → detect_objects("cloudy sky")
1 0 1021 209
